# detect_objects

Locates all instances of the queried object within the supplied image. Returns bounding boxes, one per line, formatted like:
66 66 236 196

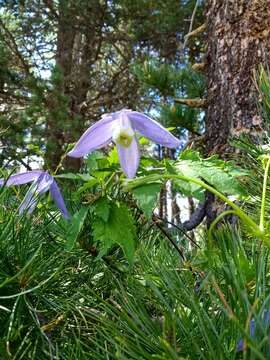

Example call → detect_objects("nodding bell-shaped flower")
0 170 70 219
68 109 181 178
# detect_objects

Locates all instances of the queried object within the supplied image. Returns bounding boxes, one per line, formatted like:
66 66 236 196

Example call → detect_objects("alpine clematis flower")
0 170 70 219
68 109 181 178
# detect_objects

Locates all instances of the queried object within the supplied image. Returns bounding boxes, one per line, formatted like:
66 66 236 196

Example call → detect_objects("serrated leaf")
173 161 202 199
86 151 104 172
92 202 136 265
176 160 245 197
180 149 201 161
77 178 99 194
174 151 248 198
93 197 111 222
133 184 161 218
66 207 88 250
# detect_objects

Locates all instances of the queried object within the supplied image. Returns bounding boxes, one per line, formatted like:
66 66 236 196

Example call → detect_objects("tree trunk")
45 0 77 171
205 0 270 155
45 0 102 171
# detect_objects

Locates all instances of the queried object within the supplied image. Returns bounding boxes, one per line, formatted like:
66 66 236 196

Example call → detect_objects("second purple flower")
0 171 70 219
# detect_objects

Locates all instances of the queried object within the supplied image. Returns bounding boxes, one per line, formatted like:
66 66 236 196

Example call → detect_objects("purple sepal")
50 180 70 219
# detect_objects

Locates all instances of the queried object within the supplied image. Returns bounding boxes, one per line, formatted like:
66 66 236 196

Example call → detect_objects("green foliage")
161 103 200 134
174 150 248 199
1 138 270 358
65 207 88 250
127 150 247 202
86 227 270 359
3 3 270 359
92 198 136 265
256 66 270 132
132 183 161 218
134 61 182 97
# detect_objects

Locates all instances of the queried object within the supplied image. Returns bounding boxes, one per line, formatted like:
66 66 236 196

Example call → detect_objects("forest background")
1 1 270 359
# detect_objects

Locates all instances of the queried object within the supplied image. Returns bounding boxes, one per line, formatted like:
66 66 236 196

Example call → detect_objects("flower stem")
259 157 270 232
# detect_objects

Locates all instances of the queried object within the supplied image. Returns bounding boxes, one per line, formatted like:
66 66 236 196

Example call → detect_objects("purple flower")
0 170 70 219
237 319 255 352
237 311 270 352
68 109 181 178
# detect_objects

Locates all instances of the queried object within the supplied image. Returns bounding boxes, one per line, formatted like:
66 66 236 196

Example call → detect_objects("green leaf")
107 147 119 165
138 136 150 145
86 151 105 172
132 183 161 218
56 173 93 181
92 202 136 265
77 178 99 194
66 207 88 250
93 197 111 222
180 149 201 161
174 151 248 198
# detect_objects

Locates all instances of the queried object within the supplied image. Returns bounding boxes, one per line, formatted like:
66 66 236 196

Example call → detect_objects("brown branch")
184 24 206 42
192 61 207 72
174 98 208 108
182 0 201 49
41 314 65 332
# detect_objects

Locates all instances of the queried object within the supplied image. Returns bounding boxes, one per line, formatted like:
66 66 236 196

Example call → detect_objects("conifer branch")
0 19 31 75
174 98 207 108
192 62 207 72
184 24 206 42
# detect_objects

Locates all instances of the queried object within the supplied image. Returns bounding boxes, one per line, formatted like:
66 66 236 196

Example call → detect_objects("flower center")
112 115 134 147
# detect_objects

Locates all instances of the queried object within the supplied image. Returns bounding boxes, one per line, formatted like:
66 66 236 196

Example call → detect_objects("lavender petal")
129 111 181 148
236 339 244 352
19 184 38 215
50 180 70 219
35 172 54 194
68 114 116 157
116 136 140 178
18 172 53 215
0 170 43 187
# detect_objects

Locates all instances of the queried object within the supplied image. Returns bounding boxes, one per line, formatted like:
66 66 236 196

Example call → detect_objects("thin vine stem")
208 210 238 242
259 157 270 232
163 174 261 235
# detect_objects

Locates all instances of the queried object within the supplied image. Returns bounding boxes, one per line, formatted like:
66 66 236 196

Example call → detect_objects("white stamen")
112 113 134 147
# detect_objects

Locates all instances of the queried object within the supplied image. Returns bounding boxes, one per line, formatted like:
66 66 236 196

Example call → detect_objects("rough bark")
205 0 270 155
